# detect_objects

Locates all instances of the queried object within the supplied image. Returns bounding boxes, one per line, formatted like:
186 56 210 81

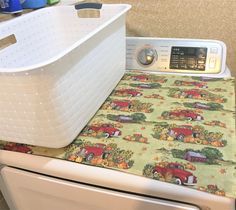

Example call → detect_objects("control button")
170 64 179 69
210 47 218 54
180 64 187 69
197 60 205 64
209 57 216 69
197 65 205 70
188 64 197 69
137 47 157 66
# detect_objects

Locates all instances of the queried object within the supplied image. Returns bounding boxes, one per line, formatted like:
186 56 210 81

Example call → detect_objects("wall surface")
103 0 236 76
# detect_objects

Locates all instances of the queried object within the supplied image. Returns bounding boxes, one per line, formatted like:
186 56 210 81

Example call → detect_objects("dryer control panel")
126 37 227 75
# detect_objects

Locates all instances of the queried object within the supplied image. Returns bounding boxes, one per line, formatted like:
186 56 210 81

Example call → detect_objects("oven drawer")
0 166 199 210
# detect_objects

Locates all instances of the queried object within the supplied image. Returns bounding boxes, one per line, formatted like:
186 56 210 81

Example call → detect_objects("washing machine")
0 38 235 210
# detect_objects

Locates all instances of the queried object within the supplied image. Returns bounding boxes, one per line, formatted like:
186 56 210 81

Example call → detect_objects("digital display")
170 47 207 71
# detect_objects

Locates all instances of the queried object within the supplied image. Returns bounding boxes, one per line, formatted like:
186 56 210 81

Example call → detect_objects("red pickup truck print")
153 162 197 186
78 143 109 162
187 81 208 88
182 89 207 98
114 89 142 97
3 143 32 154
174 80 208 88
111 100 132 110
169 127 194 141
169 110 203 121
88 124 122 138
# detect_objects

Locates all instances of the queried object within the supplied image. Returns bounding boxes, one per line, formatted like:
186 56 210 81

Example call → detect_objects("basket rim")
0 4 131 73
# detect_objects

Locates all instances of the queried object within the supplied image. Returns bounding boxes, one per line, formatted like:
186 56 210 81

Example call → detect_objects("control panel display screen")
170 47 207 71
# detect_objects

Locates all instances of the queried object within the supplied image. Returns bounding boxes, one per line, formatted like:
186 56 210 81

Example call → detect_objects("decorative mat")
0 71 235 198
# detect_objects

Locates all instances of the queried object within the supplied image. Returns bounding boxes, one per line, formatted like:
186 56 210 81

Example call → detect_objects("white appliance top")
0 37 234 210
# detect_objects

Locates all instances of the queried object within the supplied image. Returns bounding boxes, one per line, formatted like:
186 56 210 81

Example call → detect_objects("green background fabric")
0 71 235 198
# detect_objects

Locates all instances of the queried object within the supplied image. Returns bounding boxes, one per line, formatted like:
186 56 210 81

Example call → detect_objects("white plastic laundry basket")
0 3 131 148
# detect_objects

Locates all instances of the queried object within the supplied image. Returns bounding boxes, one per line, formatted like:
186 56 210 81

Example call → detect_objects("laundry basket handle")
0 34 17 51
74 2 102 10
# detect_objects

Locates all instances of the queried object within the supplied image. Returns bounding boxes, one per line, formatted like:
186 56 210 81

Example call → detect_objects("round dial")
137 47 157 66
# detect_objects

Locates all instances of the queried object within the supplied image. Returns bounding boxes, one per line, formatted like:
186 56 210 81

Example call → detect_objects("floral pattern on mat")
0 71 235 198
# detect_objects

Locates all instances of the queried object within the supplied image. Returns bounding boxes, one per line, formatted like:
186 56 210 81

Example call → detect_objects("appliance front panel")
1 166 200 210
126 37 226 76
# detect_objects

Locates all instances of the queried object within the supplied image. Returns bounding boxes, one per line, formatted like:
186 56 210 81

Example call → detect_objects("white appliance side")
0 166 200 210
0 150 234 210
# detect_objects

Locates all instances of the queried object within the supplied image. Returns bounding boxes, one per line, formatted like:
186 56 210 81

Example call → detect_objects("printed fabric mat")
0 71 235 198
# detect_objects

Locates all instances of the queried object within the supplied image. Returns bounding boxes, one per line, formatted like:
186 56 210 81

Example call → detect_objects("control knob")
137 47 157 66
